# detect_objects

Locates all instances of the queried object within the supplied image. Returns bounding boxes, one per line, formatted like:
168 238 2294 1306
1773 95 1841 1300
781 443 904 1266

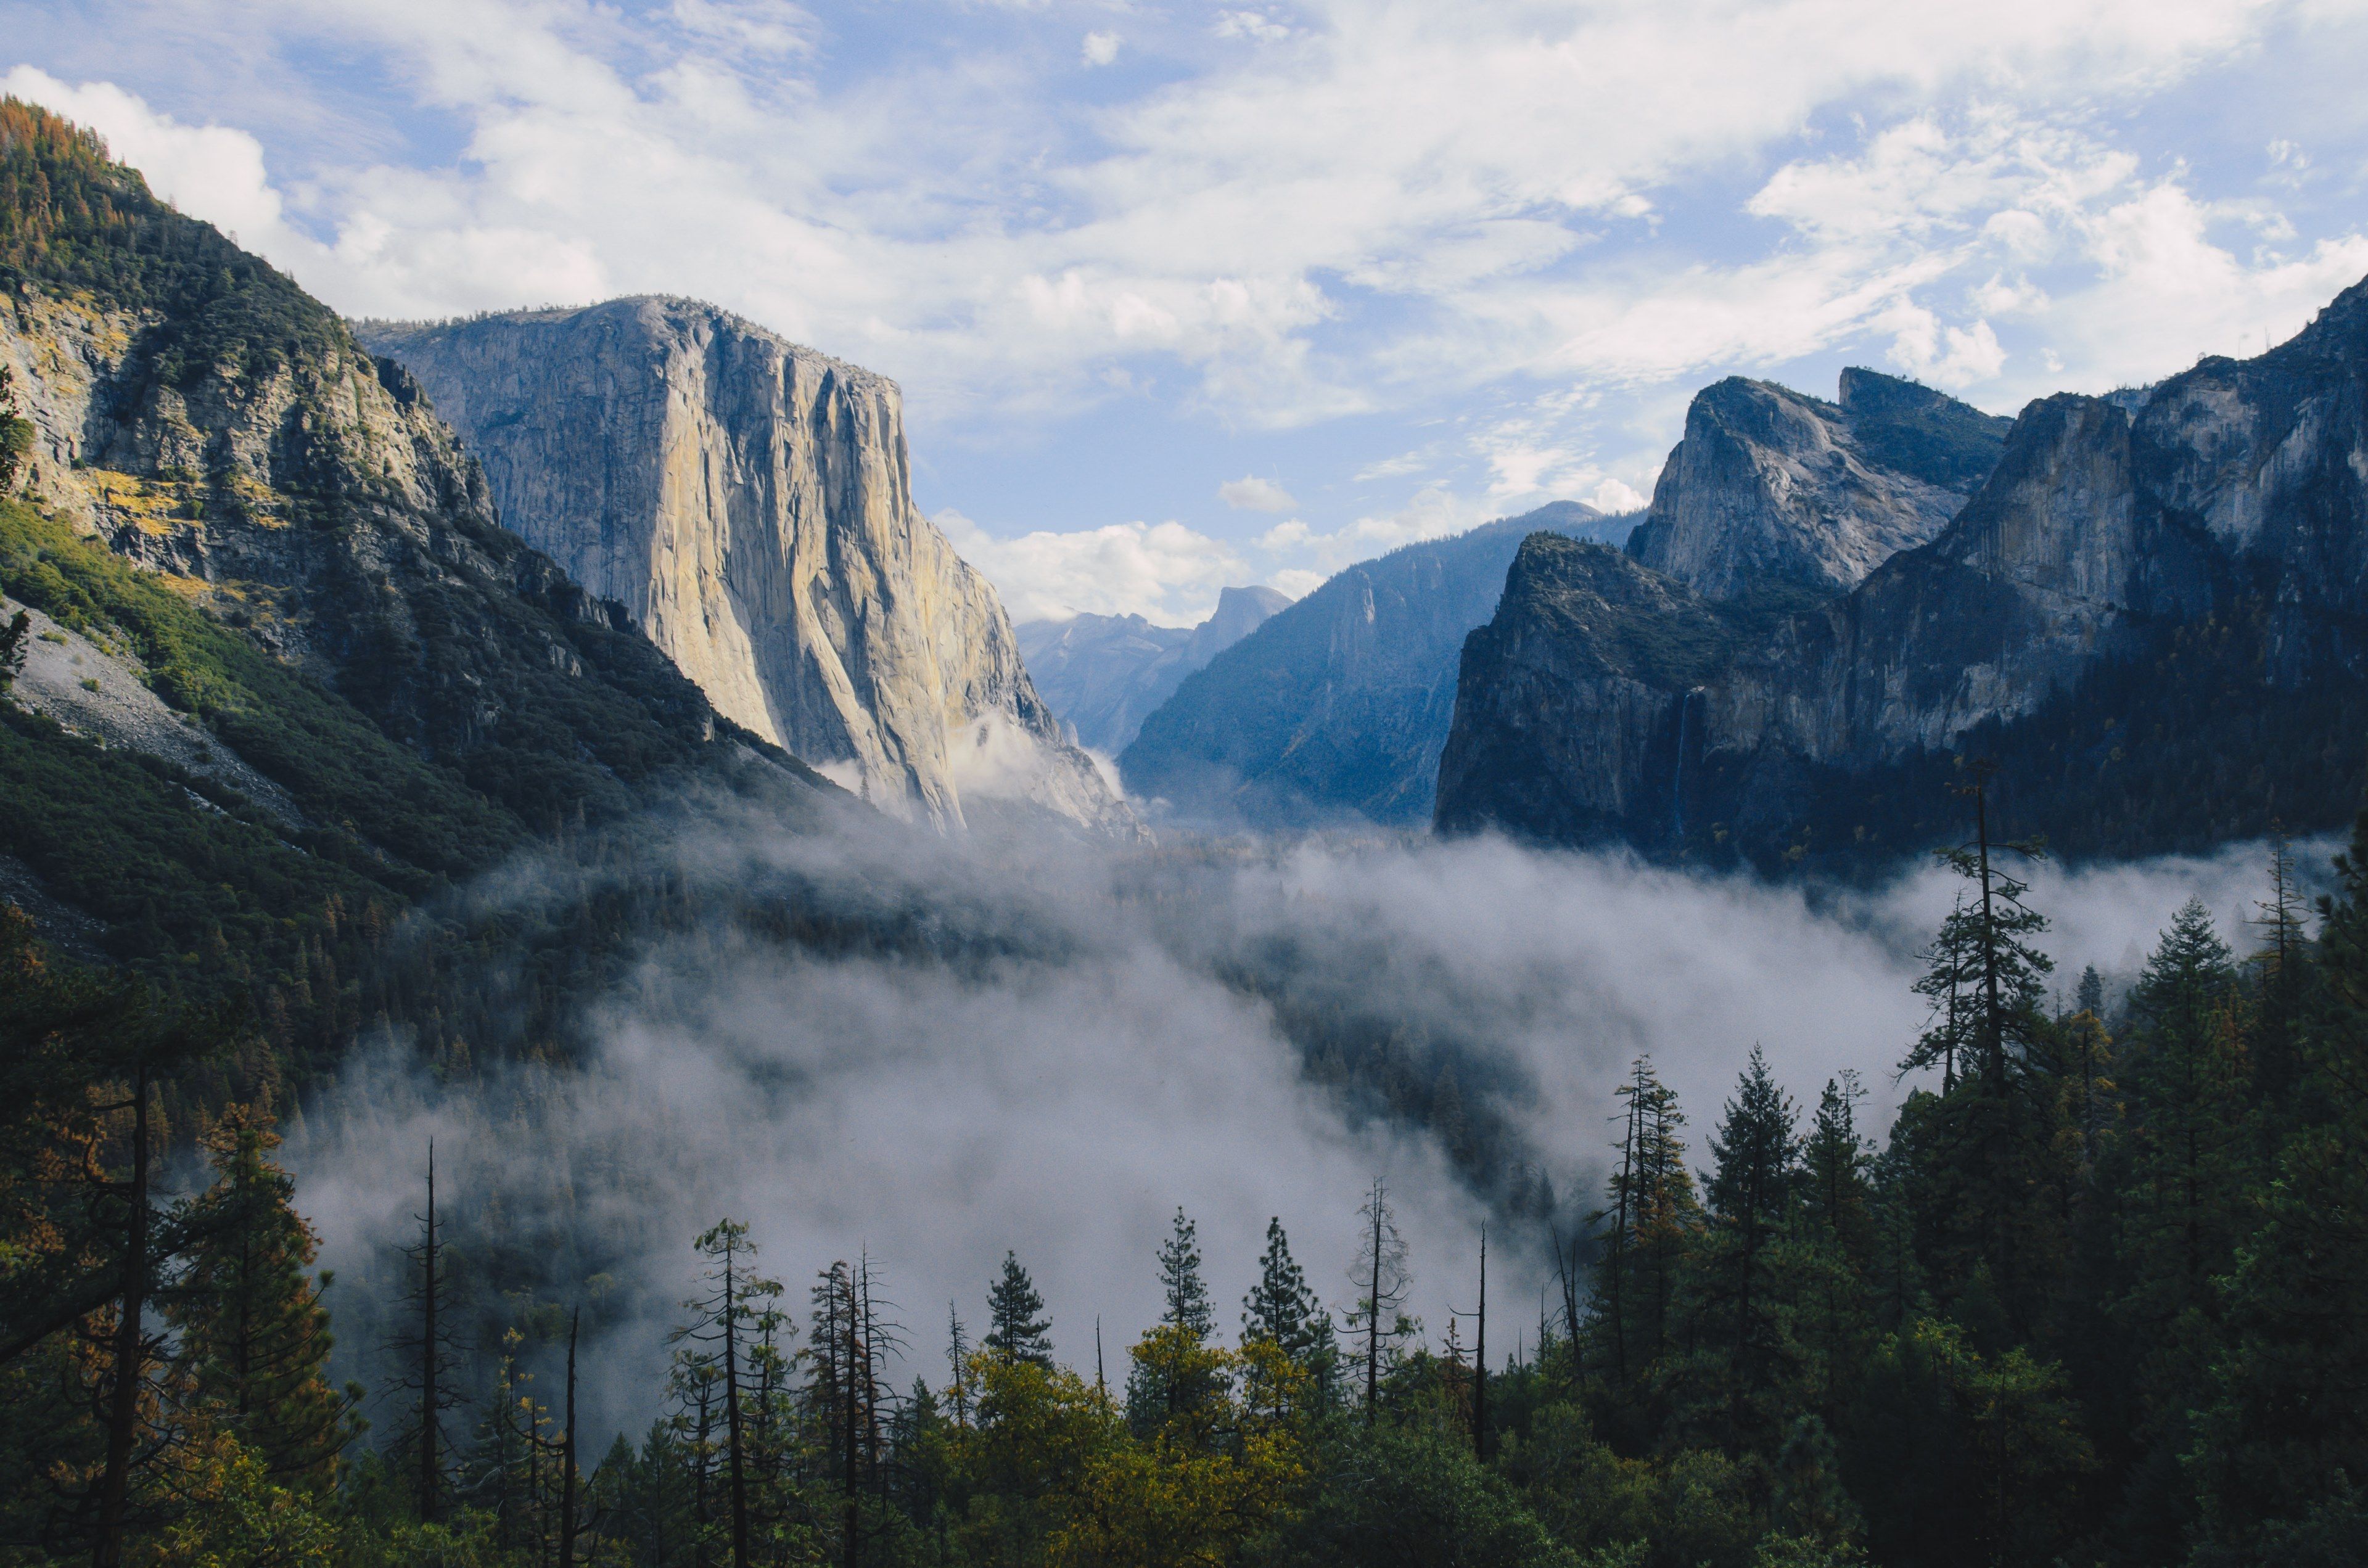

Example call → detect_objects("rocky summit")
1625 367 2012 602
359 300 1129 835
1437 277 2368 865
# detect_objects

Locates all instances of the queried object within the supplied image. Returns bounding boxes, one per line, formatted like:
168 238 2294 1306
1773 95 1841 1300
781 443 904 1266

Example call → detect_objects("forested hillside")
8 760 2365 1564
0 100 839 1106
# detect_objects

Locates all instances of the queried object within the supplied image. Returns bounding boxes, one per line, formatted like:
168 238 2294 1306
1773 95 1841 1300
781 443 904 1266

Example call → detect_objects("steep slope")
357 300 1126 834
1120 501 1622 827
0 101 832 1080
1019 584 1291 753
1438 276 2368 864
1624 368 2010 600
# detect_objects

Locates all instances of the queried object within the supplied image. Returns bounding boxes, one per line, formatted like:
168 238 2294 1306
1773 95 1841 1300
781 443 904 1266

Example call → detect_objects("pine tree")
1241 1216 1334 1395
170 1106 352 1488
669 1219 779 1568
1132 1209 1226 1429
1701 1046 1800 1450
1156 1208 1214 1340
2249 826 2311 1101
1799 1074 1877 1409
983 1252 1051 1368
2119 898 2251 1310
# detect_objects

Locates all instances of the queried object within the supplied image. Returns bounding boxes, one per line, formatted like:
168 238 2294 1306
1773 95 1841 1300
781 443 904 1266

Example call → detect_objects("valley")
4 75 2368 1568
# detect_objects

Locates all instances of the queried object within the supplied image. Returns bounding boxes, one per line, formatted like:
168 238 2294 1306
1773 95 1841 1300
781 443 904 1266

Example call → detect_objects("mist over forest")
281 812 2313 1450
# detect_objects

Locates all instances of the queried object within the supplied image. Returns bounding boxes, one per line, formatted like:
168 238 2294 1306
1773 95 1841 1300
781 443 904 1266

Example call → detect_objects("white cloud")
14 0 2368 570
16 0 2343 439
1218 474 1299 512
1589 477 1648 514
1254 484 1487 574
1215 10 1292 44
937 510 1247 626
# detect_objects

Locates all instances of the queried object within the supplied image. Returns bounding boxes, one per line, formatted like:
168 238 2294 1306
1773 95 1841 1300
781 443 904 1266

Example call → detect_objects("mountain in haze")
1117 501 1627 827
1018 584 1291 753
1438 282 2368 864
356 299 1128 835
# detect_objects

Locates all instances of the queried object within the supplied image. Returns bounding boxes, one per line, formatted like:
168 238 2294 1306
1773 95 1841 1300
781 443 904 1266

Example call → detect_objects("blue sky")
7 0 2368 623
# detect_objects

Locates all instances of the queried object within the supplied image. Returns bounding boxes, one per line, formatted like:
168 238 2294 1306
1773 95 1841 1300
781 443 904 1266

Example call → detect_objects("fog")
283 808 2332 1448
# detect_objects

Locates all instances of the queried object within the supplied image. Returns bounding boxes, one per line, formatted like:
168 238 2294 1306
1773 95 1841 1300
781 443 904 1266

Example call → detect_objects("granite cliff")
1018 584 1291 754
1438 279 2368 863
1624 367 2010 601
1121 501 1625 828
0 101 839 1061
358 300 1127 834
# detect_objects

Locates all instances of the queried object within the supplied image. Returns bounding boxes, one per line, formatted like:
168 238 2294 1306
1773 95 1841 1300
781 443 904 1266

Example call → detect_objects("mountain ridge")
356 297 1130 835
1437 276 2368 864
1119 500 1624 827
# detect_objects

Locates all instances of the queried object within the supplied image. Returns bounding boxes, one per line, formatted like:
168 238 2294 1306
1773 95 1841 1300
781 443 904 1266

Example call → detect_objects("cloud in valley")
282 808 2322 1448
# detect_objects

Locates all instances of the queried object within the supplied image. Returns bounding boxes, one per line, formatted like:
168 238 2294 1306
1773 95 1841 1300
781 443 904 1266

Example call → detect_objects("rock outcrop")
1437 279 2368 863
1019 585 1291 754
1625 369 2010 600
358 300 1127 834
0 100 832 972
1121 501 1625 828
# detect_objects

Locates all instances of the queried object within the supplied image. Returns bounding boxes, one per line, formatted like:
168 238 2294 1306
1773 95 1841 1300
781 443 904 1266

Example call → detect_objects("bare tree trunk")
723 1241 749 1568
559 1308 580 1568
1365 1181 1382 1421
421 1143 440 1524
1473 1227 1488 1459
842 1266 860 1568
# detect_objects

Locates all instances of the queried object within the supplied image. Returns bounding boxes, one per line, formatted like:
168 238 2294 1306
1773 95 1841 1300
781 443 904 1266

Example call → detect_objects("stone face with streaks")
1437 279 2368 863
360 299 1130 833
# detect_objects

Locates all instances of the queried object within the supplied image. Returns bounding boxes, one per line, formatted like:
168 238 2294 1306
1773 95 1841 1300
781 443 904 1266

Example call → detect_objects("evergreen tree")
2248 826 2311 1101
2076 964 2105 1018
1698 1046 1801 1451
1242 1215 1336 1398
983 1251 1052 1368
1156 1207 1214 1340
170 1106 353 1488
668 1219 779 1568
2119 898 2251 1307
1131 1209 1226 1429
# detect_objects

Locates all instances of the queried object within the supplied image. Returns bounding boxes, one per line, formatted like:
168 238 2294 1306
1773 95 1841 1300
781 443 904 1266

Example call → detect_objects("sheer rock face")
359 298 1127 832
1626 369 2010 600
1437 276 2368 860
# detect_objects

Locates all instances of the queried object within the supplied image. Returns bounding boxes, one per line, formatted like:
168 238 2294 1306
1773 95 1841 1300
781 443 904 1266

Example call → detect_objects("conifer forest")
9 774 2368 1566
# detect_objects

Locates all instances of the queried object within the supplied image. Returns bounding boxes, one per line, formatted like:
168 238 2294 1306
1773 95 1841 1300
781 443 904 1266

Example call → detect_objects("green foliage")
1 97 344 392
1264 1418 1577 1568
986 1250 1054 1368
1837 367 2015 493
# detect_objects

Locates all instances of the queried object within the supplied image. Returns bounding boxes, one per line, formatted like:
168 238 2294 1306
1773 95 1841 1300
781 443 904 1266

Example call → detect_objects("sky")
7 0 2368 624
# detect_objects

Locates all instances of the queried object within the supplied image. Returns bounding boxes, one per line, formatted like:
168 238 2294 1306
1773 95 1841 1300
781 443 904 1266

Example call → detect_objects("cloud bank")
281 811 2321 1448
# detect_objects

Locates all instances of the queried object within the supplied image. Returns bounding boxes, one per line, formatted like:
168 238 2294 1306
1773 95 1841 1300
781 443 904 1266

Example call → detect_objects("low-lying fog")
284 809 2328 1446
